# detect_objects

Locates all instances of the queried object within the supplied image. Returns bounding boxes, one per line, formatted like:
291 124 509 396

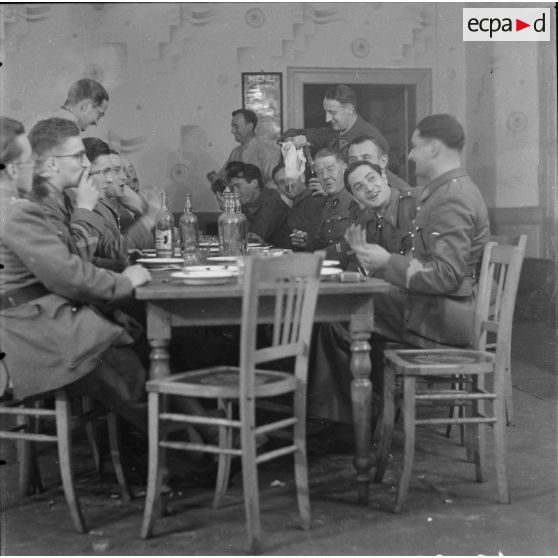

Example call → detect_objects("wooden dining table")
135 269 394 504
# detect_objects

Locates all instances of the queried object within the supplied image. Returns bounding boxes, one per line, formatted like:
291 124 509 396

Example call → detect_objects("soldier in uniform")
0 116 151 431
306 148 354 263
347 133 411 192
346 113 490 348
308 160 419 424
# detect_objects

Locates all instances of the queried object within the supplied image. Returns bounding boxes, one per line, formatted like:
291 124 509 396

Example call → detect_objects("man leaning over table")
0 116 150 431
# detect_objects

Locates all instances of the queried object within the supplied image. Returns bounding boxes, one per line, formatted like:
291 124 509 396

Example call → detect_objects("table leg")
146 303 172 381
349 326 373 505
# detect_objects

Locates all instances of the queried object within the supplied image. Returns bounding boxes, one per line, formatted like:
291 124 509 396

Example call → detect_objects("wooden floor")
1 319 556 556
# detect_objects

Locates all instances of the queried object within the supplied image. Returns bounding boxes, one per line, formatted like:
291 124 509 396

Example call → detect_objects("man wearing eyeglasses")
305 148 354 264
0 116 150 431
54 79 109 133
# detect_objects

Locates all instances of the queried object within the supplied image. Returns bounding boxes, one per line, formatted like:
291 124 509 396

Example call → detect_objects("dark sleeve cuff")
384 254 411 288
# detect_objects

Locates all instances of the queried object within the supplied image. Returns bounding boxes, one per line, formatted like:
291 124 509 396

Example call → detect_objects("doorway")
287 67 432 186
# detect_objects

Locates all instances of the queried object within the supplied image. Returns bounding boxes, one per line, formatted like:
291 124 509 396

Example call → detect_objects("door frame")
286 67 432 129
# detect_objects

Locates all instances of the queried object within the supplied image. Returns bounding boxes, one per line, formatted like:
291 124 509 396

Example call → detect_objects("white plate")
320 267 343 277
322 260 340 267
199 242 219 247
137 257 184 268
181 265 238 274
207 256 239 263
171 270 237 286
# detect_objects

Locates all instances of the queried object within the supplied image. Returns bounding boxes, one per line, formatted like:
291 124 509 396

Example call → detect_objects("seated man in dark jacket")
227 162 290 249
271 163 325 252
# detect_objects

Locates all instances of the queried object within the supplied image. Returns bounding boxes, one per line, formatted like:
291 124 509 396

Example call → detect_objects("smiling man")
210 109 279 192
308 148 354 261
282 85 388 161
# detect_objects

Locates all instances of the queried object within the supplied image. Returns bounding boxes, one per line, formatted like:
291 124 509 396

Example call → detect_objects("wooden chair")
0 357 131 533
374 239 526 512
140 252 323 553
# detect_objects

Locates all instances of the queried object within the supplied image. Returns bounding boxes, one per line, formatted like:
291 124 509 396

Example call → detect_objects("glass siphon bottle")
218 191 247 256
303 145 317 187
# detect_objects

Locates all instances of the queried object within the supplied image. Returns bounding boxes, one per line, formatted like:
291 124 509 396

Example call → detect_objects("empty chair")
0 355 131 532
374 239 526 512
140 252 323 553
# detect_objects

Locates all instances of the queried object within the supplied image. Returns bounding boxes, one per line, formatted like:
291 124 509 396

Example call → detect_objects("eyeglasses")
12 160 34 167
89 167 113 177
51 151 87 161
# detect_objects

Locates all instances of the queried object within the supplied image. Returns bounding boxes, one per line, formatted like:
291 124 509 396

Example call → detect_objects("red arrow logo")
516 19 530 31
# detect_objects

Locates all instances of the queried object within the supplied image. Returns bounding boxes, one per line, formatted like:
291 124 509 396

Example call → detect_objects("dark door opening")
303 83 417 185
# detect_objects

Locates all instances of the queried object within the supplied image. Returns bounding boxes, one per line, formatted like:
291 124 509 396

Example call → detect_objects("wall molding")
489 206 541 257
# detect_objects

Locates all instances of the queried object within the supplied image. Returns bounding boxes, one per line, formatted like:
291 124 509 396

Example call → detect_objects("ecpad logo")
463 8 550 41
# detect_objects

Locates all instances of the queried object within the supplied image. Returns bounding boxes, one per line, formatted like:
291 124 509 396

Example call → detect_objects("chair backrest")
239 252 323 398
473 236 526 355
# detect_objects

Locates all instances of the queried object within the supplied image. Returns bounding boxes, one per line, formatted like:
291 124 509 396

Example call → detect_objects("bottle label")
155 228 173 255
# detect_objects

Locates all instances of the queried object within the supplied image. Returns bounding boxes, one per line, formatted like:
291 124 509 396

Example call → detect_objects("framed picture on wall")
242 72 283 142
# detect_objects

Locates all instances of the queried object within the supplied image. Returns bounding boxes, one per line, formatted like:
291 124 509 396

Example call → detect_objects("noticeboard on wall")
242 72 283 142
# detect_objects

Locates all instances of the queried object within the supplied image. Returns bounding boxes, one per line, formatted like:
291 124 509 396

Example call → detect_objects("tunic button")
410 233 415 238
417 206 421 211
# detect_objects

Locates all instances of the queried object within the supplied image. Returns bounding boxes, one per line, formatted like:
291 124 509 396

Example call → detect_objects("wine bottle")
154 191 175 258
303 146 317 187
179 193 200 265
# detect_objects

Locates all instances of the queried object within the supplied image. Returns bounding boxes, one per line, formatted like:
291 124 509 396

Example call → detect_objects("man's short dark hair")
344 160 383 192
271 163 285 182
29 117 80 157
349 133 390 157
64 79 109 107
227 161 263 189
83 137 111 164
231 108 258 129
0 116 25 167
324 84 357 108
416 114 465 152
225 160 245 181
314 147 344 164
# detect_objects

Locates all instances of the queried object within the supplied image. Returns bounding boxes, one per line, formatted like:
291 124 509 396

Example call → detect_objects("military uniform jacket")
345 186 418 271
0 188 134 398
286 189 325 251
243 188 290 249
310 188 354 256
383 168 490 346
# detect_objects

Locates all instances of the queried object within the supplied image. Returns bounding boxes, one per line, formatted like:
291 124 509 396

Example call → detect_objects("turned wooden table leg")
349 307 374 505
146 303 172 381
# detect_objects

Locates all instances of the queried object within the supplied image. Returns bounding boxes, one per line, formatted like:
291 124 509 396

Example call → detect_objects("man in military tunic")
308 160 419 424
306 148 353 262
346 113 490 348
0 116 151 431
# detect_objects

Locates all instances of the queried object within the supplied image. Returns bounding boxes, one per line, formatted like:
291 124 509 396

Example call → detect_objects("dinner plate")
207 256 239 263
181 265 238 274
320 267 343 278
322 260 340 267
137 257 184 269
171 270 237 286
